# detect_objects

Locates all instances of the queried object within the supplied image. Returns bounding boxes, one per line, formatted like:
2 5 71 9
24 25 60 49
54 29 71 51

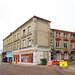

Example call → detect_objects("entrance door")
56 52 61 60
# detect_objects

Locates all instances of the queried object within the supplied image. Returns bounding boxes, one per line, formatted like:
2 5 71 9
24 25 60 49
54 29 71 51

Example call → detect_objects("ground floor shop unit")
54 50 75 60
12 47 50 65
6 51 13 63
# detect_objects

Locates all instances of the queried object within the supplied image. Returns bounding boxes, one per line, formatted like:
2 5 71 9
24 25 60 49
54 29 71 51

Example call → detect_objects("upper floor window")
56 41 60 48
11 37 12 42
17 33 19 39
66 34 67 38
59 33 60 37
51 39 53 45
28 37 31 46
9 46 10 50
50 32 53 36
23 29 25 35
56 33 58 37
71 35 72 39
11 45 12 50
7 47 8 50
28 26 31 33
23 40 25 47
64 33 65 38
71 42 74 49
9 39 10 43
17 42 19 49
64 41 67 48
14 43 16 49
14 35 16 40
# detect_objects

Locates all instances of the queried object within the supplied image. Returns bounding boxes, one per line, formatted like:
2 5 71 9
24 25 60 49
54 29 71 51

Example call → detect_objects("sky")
0 0 75 50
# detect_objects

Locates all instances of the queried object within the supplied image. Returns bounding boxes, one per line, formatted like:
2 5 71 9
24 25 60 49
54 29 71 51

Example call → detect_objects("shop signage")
6 51 13 57
21 51 33 54
59 61 68 67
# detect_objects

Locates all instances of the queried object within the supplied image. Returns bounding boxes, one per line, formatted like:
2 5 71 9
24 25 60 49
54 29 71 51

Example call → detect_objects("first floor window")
64 41 67 48
23 40 25 47
14 43 16 49
51 39 53 45
56 41 60 48
28 37 31 46
71 42 74 49
17 42 19 49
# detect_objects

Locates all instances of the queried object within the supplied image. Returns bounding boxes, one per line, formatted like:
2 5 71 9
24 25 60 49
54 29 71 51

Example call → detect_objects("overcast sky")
0 0 75 50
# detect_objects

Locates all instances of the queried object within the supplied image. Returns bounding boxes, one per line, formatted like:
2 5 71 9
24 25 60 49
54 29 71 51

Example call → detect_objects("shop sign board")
59 61 68 67
21 50 33 54
6 51 13 57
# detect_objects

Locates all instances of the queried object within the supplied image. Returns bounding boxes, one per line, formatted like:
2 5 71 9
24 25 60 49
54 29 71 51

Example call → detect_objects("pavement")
0 62 75 75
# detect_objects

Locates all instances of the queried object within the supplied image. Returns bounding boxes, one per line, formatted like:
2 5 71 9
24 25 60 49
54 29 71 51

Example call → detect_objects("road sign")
59 61 68 67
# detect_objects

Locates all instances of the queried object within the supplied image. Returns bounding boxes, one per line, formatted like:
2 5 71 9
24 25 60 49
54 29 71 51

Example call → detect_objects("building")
50 29 75 60
3 16 75 65
3 16 51 65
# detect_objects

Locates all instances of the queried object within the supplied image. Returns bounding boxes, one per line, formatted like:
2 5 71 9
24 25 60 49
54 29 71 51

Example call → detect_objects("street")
0 63 75 75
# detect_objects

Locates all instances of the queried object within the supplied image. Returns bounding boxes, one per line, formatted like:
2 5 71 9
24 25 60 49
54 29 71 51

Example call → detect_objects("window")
23 40 25 47
11 37 12 42
66 34 67 38
14 35 16 40
17 33 19 39
11 45 12 50
59 33 60 37
14 43 16 49
7 47 8 50
17 42 19 49
9 39 10 43
64 33 65 38
71 35 72 39
28 37 31 46
64 41 67 48
9 46 10 50
56 41 60 48
28 26 31 33
50 32 53 36
51 39 53 45
71 42 74 49
23 29 25 35
56 33 58 37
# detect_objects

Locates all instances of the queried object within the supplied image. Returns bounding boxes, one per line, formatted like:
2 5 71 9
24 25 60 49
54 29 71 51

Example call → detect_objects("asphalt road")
0 63 75 75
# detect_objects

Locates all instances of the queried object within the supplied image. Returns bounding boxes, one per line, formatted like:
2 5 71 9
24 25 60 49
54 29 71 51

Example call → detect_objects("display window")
21 54 33 63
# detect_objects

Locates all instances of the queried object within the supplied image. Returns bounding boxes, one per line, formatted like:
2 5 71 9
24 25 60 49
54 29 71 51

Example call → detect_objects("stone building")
3 16 51 64
50 29 75 60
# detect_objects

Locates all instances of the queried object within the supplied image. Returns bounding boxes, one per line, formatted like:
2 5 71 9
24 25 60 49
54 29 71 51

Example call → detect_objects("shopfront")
6 51 13 63
21 50 33 63
13 52 20 63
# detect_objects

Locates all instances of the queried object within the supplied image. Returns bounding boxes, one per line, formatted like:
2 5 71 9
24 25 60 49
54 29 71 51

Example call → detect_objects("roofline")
3 16 51 41
50 28 75 33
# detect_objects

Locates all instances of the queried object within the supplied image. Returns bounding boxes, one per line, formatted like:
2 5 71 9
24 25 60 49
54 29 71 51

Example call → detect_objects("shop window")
64 41 67 48
28 37 31 46
56 41 60 48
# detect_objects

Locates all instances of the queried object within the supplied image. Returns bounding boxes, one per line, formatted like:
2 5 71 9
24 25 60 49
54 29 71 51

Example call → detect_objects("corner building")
3 16 51 65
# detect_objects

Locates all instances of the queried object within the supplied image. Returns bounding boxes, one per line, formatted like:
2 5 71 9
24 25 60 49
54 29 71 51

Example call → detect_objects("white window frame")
17 33 19 39
64 41 67 48
28 37 31 46
23 40 25 47
28 26 31 33
17 42 19 50
56 41 60 48
71 42 74 49
23 29 25 35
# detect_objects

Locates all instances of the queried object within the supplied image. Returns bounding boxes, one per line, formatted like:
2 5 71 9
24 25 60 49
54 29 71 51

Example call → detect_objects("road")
0 63 75 75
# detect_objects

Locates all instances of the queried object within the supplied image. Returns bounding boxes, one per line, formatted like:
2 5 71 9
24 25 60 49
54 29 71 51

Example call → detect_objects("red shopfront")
21 50 33 63
13 52 20 63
